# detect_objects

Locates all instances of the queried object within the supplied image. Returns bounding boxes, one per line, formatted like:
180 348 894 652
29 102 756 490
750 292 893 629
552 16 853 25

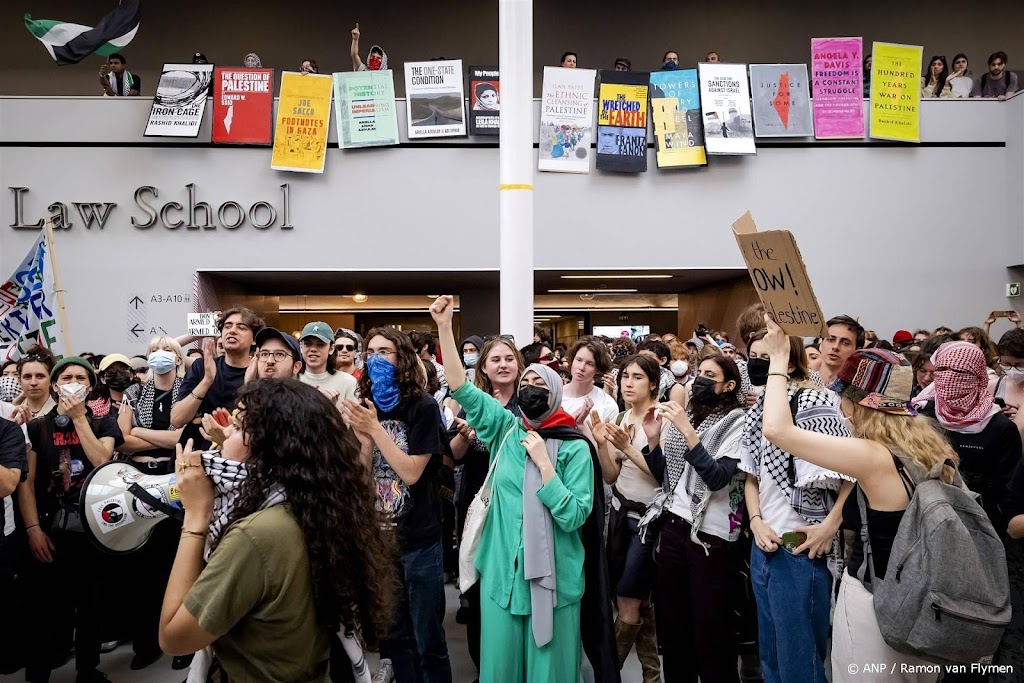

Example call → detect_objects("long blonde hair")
851 404 959 484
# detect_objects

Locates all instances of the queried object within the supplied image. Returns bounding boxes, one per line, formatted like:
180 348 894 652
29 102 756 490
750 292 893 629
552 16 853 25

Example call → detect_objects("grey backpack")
857 454 1011 666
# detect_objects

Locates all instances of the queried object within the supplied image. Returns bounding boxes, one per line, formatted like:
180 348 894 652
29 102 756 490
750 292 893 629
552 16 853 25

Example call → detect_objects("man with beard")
350 23 389 72
171 307 264 449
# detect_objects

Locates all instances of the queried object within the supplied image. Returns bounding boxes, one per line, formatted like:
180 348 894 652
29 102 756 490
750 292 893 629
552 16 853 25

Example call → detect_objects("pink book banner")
811 37 864 139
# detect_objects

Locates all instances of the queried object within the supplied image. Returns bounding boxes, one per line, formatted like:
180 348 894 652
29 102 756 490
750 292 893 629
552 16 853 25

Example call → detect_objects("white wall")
0 96 1017 352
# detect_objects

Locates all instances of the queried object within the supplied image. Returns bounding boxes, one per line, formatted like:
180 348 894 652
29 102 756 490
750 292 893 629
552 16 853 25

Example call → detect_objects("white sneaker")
372 659 395 683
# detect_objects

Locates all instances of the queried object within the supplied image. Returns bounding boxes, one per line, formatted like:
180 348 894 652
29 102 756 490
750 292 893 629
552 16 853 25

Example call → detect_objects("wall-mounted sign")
8 184 294 232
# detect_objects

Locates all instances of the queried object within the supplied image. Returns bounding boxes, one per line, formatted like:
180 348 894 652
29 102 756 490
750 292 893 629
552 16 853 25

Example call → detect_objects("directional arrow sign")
127 292 148 344
129 296 144 309
130 324 145 339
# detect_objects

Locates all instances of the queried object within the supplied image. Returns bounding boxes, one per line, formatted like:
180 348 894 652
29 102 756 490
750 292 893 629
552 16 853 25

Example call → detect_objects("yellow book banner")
271 72 334 173
869 42 922 142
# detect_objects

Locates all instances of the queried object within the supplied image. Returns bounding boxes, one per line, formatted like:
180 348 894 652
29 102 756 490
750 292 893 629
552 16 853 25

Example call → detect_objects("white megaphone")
80 461 184 554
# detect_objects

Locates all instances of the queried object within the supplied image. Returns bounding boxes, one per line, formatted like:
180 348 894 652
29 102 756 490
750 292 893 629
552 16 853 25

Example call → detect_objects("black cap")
192 52 208 64
614 57 632 70
254 327 301 360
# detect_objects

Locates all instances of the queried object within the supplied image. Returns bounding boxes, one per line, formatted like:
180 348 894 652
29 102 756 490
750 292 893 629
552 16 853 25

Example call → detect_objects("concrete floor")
8 586 648 683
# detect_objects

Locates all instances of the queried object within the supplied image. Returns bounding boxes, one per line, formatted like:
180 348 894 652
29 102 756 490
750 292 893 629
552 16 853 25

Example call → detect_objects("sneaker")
129 651 162 671
75 669 111 683
372 659 395 683
99 640 119 654
171 654 195 670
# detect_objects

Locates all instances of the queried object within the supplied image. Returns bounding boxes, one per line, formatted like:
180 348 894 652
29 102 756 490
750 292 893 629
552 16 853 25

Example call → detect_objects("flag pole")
43 214 73 356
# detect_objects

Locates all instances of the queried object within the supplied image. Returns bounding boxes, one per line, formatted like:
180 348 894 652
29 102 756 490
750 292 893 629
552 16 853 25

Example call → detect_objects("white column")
498 0 534 345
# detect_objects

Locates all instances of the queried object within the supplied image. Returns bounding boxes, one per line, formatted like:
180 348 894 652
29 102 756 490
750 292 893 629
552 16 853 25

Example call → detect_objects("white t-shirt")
612 408 669 511
666 421 745 541
562 385 618 446
753 470 806 535
300 371 358 409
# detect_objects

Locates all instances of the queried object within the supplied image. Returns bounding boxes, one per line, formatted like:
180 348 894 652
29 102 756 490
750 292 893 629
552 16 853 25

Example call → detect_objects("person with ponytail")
429 296 617 683
638 355 747 683
159 379 398 682
759 316 958 683
341 326 453 683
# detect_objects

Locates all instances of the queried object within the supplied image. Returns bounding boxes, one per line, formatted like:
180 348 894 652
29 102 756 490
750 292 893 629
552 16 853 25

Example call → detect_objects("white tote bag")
459 425 515 593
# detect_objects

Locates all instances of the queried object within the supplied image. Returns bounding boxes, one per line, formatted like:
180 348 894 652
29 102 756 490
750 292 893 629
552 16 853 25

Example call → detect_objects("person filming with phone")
739 329 854 683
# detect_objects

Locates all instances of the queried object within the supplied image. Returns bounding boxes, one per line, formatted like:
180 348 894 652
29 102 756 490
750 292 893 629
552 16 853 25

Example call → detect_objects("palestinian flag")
25 0 141 66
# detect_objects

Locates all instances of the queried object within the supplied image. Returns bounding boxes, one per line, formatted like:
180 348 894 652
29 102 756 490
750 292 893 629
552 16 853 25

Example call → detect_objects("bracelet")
191 391 205 401
181 529 208 540
25 524 39 531
749 514 762 522
768 372 789 379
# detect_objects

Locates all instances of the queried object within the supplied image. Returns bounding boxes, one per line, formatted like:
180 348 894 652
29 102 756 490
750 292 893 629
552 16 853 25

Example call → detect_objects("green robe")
452 382 595 615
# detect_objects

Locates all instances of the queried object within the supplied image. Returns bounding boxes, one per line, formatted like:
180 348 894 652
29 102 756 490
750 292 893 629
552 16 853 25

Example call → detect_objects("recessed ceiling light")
352 293 368 303
559 274 672 280
548 288 638 293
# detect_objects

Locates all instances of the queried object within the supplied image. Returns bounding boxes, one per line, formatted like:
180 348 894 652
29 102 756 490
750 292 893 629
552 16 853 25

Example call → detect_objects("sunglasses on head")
484 334 516 343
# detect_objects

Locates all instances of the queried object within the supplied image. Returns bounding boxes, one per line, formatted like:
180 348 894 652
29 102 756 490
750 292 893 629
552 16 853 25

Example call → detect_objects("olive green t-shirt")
184 505 331 683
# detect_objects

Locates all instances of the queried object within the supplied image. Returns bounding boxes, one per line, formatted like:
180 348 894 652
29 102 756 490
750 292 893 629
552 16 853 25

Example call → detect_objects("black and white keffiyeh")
739 386 854 524
124 378 182 429
191 452 370 683
638 407 746 551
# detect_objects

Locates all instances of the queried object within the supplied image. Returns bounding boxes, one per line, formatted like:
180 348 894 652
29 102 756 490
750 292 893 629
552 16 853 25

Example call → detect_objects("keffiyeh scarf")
739 387 854 524
915 341 999 434
189 454 370 683
638 407 745 552
124 378 183 429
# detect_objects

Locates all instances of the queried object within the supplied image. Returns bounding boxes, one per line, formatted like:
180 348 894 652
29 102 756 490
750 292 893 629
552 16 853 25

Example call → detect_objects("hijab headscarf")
243 53 262 68
520 363 573 429
917 341 999 433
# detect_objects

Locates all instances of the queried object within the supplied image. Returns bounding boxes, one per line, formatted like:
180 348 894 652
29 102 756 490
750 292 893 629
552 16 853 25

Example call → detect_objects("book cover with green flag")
25 0 140 66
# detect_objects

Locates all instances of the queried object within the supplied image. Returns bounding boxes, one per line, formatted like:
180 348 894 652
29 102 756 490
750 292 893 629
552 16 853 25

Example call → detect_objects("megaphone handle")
128 482 186 523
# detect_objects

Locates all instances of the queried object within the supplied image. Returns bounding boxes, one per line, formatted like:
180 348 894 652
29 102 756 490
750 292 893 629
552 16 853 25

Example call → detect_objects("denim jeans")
750 545 831 683
382 540 453 683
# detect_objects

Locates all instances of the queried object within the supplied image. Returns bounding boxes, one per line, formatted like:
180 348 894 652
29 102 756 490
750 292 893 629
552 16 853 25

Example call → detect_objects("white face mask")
670 360 689 378
59 382 88 402
1006 367 1024 384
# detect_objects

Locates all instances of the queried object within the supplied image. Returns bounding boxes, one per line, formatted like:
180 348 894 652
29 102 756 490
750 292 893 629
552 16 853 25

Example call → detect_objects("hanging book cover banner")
539 66 597 174
596 70 649 173
750 64 813 138
145 63 214 138
870 42 922 143
649 69 706 168
271 72 333 173
212 67 273 145
405 59 466 138
333 70 399 148
468 66 500 136
698 63 755 155
811 37 865 139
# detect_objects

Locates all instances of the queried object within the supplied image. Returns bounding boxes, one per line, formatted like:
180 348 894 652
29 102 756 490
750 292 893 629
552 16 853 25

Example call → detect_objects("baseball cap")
301 321 333 345
614 57 631 70
192 52 208 64
254 327 301 360
828 348 915 416
98 353 132 372
892 330 914 346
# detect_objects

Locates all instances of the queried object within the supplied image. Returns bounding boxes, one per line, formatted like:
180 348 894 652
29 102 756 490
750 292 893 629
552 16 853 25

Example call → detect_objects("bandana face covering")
366 353 401 412
368 55 383 70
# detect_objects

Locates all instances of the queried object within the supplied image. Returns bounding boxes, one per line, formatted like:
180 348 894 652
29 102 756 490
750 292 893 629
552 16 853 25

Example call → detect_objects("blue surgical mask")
463 353 479 368
147 350 177 375
366 353 401 412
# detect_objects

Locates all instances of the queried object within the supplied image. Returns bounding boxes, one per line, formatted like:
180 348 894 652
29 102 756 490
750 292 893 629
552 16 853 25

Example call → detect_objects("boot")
636 603 662 683
614 617 643 668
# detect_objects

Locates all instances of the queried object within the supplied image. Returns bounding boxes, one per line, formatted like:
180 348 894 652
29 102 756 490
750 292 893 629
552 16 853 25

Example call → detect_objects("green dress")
452 382 595 680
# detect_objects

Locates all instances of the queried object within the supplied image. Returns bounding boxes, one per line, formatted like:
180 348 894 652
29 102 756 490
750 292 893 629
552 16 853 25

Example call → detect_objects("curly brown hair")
220 379 398 639
358 327 425 408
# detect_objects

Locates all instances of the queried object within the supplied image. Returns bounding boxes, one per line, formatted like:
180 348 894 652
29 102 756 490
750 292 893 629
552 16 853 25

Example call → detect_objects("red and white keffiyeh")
916 341 999 434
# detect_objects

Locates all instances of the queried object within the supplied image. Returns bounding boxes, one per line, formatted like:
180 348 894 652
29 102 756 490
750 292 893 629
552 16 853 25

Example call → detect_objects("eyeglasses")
366 349 396 358
1001 362 1024 371
257 350 293 362
336 344 357 352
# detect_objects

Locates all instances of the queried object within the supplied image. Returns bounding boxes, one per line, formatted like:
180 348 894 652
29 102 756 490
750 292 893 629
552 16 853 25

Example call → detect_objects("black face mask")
104 370 135 392
518 385 550 420
747 358 771 387
691 376 720 404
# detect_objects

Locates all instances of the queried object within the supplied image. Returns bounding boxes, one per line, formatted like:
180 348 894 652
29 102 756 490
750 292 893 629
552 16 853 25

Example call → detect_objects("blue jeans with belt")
382 540 453 683
750 544 831 683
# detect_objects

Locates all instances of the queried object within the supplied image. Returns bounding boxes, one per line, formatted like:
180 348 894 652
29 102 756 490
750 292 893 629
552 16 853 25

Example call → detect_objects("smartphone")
695 322 710 338
781 531 807 552
996 397 1007 408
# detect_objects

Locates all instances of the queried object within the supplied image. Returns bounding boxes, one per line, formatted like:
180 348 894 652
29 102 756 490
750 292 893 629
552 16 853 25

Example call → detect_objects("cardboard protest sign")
731 212 826 337
187 312 219 337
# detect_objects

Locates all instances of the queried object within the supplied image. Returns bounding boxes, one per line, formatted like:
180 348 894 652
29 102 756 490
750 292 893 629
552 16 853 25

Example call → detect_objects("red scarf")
523 408 577 431
929 341 998 430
